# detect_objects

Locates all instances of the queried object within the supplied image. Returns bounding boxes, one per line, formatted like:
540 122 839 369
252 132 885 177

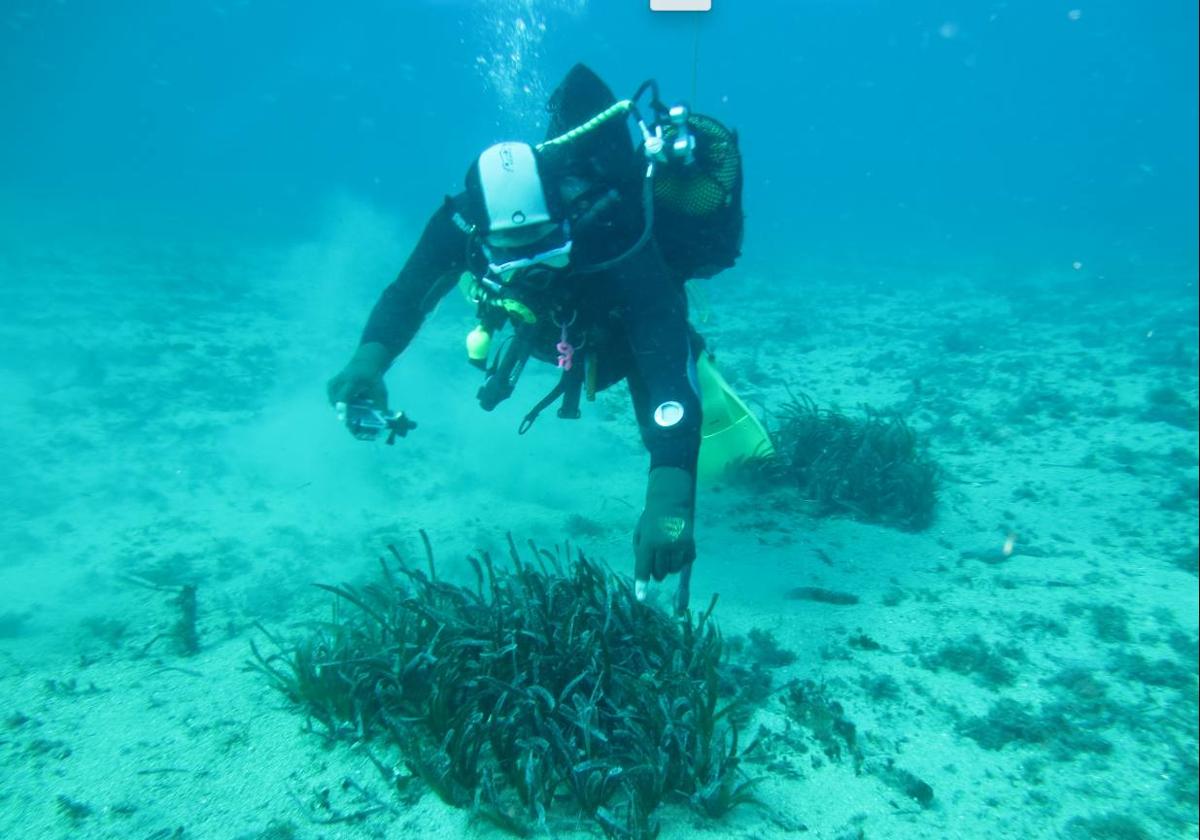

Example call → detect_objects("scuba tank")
631 81 744 280
650 108 743 279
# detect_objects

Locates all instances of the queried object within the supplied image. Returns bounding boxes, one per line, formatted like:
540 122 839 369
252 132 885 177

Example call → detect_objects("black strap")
557 362 584 419
518 361 585 435
478 333 531 412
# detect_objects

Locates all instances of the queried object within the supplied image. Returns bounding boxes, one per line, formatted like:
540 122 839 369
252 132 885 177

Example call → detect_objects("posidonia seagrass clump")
251 533 767 839
767 394 938 531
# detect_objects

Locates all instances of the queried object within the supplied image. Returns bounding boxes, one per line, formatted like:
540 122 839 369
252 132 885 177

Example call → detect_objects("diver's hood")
460 65 641 265
464 142 559 246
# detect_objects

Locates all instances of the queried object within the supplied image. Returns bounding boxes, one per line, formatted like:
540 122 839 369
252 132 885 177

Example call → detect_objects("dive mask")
483 227 573 284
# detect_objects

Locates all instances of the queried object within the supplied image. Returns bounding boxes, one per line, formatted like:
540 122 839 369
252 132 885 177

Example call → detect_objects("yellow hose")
536 100 634 152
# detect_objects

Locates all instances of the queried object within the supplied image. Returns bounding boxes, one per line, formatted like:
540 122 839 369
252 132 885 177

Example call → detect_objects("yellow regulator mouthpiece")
466 325 491 364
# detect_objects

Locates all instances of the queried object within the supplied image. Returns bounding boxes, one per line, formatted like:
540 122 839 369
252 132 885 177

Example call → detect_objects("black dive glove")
633 466 697 591
326 342 392 409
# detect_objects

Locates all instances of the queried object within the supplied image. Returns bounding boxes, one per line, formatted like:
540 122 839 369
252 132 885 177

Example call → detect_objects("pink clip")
553 313 581 372
556 341 574 371
556 323 574 371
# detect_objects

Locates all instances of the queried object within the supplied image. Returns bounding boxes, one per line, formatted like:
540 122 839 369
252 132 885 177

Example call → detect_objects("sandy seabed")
0 215 1196 840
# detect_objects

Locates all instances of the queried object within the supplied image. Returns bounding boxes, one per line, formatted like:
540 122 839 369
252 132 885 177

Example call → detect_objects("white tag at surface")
650 0 711 10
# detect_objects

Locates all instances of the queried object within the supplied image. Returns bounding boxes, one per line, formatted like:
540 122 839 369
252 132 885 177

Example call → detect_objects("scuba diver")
326 65 770 611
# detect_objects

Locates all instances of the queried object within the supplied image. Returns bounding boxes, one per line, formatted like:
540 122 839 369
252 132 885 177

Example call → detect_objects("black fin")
543 64 636 182
545 64 616 138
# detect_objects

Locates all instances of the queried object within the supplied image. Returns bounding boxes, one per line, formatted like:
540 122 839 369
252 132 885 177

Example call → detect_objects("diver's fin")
543 64 636 180
696 351 775 483
545 64 616 139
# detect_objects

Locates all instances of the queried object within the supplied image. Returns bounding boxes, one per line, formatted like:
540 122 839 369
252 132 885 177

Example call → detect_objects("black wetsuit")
359 195 702 475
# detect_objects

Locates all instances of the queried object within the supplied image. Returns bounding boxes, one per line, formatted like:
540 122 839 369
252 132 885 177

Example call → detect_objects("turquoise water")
1 2 1195 838
3 1 1195 265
